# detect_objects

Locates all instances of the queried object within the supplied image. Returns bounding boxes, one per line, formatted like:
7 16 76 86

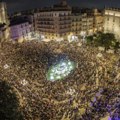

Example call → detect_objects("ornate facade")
104 8 120 40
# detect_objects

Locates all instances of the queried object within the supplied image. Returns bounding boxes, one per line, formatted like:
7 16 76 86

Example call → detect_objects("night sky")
3 0 120 14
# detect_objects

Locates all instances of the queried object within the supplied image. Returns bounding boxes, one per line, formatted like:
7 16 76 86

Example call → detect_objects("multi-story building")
11 1 103 42
34 0 71 40
10 18 32 42
33 0 104 41
104 8 120 40
92 9 103 32
71 12 94 41
71 8 97 39
10 10 35 34
71 13 81 36
70 7 103 41
81 13 94 36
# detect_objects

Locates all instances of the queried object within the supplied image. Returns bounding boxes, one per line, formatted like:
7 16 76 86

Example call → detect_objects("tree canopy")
86 32 119 50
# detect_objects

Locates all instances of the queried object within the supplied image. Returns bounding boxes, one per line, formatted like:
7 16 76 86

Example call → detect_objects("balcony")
59 22 71 25
37 18 54 22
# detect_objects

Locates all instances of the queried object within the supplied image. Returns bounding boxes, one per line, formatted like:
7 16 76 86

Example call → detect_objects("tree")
114 42 120 52
86 35 94 44
86 32 117 50
99 33 116 50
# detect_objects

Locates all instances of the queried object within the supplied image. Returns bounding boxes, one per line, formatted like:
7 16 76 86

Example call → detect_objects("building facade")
71 12 94 41
10 19 32 43
104 8 120 40
93 9 103 33
71 13 81 35
34 0 71 40
71 8 103 39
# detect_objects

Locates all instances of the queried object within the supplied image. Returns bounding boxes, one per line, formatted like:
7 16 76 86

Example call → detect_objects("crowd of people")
0 40 120 120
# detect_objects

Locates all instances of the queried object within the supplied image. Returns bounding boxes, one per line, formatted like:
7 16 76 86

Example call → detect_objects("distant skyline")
3 0 120 14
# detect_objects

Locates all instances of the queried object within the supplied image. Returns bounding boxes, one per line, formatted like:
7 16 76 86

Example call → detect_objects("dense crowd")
0 40 120 120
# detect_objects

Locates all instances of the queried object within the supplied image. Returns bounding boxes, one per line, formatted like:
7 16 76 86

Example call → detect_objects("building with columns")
92 9 103 33
104 8 120 40
71 13 94 40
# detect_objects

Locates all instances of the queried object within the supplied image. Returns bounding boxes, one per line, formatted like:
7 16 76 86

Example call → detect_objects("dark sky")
3 0 120 14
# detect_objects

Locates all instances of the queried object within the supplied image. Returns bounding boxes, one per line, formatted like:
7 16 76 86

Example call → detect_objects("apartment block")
10 18 32 42
34 0 71 40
